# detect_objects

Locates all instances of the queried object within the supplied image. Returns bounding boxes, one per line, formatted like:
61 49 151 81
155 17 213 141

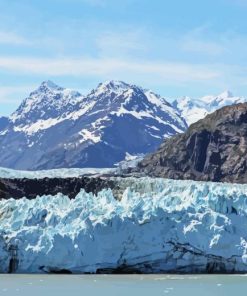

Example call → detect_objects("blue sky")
0 0 247 115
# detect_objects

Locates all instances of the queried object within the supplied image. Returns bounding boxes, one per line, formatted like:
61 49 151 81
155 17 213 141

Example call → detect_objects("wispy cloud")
0 56 220 84
0 0 246 105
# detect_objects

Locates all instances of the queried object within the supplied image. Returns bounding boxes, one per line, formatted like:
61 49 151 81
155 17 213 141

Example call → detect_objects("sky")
0 0 247 115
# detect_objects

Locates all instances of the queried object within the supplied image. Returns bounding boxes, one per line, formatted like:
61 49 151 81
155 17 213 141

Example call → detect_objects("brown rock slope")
136 103 247 183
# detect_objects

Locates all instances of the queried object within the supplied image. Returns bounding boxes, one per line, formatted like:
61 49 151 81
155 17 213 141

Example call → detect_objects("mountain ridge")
173 90 246 126
0 80 187 170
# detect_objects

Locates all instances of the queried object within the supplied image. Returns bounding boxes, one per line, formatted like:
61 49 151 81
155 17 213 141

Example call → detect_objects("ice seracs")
2 177 247 273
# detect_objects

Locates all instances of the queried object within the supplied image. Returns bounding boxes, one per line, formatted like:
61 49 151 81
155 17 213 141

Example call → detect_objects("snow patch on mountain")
174 90 246 126
1 177 247 273
78 129 101 144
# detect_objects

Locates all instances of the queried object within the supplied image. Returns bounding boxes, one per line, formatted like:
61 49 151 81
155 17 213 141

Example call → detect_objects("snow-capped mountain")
0 80 187 170
174 90 246 126
10 80 83 124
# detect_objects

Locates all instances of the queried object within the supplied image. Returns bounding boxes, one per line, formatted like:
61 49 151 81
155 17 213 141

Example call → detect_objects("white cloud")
0 56 220 84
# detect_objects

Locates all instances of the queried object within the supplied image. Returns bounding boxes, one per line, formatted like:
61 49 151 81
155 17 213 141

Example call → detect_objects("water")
0 275 246 295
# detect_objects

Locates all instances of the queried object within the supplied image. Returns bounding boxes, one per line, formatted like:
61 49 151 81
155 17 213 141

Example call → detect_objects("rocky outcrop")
0 177 116 199
0 117 9 132
136 103 247 183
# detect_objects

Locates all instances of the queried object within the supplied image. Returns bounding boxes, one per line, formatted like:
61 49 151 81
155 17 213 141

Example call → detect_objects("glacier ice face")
2 177 247 273
0 166 115 179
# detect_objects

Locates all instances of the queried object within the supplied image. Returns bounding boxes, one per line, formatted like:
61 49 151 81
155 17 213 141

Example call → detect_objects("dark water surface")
0 274 246 296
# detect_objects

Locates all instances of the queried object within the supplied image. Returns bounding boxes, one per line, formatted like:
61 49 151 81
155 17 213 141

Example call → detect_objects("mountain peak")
90 80 133 97
10 80 80 124
95 80 131 93
218 90 233 99
101 80 130 89
38 80 63 92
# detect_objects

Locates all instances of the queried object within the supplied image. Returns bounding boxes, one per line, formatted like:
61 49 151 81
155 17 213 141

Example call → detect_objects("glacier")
1 177 247 273
0 166 115 179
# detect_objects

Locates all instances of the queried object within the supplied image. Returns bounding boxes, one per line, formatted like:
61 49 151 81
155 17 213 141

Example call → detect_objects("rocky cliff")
136 103 247 183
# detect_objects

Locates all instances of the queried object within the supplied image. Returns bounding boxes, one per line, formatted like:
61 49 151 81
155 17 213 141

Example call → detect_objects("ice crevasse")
1 177 247 273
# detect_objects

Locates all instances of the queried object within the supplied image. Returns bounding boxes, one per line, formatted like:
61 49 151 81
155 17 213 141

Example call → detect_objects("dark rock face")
136 103 247 183
0 177 116 200
0 117 9 132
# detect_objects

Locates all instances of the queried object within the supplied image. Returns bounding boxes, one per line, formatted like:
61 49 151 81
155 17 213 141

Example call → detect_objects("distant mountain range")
0 80 187 170
0 80 245 170
136 102 247 183
173 90 246 126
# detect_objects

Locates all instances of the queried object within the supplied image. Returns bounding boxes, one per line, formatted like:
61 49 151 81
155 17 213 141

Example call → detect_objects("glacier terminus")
1 175 247 274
